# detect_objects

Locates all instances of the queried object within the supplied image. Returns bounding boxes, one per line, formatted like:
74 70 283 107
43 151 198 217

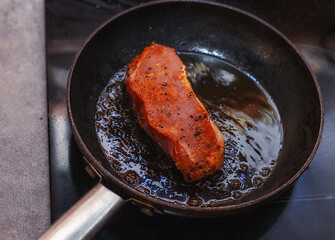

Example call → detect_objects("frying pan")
39 1 323 239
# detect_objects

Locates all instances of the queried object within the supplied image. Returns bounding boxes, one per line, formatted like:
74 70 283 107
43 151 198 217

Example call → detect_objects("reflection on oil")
95 52 282 207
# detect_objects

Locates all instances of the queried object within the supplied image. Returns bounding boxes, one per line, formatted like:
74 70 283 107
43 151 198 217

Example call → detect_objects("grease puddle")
95 52 282 207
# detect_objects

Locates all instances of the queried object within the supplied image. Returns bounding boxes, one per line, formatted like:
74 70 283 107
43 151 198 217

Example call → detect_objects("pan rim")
66 0 324 214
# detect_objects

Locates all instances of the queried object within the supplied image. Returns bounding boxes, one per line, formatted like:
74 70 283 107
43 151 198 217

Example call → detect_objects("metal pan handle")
38 183 125 240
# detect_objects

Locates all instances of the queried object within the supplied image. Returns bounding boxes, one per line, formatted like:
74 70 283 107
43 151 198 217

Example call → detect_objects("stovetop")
46 1 335 239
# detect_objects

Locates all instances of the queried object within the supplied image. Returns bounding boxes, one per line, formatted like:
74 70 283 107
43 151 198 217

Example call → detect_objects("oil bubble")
229 179 242 190
253 176 265 187
122 170 139 186
187 196 203 207
136 185 151 195
260 167 271 177
240 163 249 172
270 159 277 166
232 191 243 199
112 160 122 172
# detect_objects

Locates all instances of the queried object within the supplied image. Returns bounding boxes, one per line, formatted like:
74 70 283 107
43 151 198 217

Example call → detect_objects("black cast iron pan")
40 1 323 239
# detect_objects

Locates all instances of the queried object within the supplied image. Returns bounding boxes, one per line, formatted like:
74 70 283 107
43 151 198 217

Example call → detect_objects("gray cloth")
0 0 50 239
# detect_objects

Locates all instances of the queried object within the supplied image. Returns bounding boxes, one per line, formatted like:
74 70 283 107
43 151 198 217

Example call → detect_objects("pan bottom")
95 51 283 207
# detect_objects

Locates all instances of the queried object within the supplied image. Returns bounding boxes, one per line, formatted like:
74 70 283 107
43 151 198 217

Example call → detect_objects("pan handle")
38 183 125 240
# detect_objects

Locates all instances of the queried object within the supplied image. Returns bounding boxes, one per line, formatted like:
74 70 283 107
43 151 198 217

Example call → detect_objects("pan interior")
95 52 283 207
68 1 322 212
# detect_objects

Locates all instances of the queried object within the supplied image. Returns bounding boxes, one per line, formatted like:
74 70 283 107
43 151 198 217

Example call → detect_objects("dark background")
46 1 335 239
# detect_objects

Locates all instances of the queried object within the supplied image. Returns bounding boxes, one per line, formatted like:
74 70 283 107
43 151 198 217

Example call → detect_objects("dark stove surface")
46 1 335 239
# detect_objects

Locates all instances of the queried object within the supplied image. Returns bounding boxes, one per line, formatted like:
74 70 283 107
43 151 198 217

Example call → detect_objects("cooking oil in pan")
95 52 282 207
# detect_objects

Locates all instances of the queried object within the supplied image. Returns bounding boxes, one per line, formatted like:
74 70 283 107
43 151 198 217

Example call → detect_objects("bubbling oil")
95 52 282 207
